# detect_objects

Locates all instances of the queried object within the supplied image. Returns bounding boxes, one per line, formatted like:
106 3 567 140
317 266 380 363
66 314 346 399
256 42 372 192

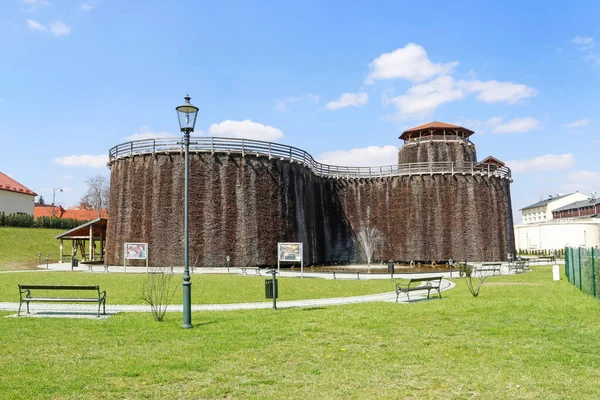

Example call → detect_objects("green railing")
565 247 600 298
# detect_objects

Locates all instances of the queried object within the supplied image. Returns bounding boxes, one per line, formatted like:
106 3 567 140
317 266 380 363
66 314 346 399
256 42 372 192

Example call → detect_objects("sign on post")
124 243 149 273
277 242 303 277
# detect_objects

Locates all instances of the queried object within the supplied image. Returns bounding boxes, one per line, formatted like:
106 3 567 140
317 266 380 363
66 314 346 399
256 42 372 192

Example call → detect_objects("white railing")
108 137 512 180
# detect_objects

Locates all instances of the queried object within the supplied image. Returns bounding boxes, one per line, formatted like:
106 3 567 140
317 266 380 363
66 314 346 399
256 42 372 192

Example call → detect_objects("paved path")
0 279 455 316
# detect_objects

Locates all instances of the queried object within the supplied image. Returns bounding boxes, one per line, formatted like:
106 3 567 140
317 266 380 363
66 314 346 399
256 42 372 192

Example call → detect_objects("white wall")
0 190 35 215
515 220 600 250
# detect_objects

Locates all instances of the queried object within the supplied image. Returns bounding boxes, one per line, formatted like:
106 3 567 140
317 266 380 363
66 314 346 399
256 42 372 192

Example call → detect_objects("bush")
0 212 89 229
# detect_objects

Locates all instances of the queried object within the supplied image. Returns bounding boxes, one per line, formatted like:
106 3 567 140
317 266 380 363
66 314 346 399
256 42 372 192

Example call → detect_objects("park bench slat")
19 285 100 291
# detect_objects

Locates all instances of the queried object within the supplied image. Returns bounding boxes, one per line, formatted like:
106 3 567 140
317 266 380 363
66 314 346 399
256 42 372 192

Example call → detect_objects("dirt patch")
0 261 40 271
486 282 542 287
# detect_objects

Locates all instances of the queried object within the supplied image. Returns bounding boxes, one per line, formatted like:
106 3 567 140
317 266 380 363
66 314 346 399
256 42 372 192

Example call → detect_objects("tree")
462 263 492 297
38 195 45 205
142 267 182 322
80 175 110 218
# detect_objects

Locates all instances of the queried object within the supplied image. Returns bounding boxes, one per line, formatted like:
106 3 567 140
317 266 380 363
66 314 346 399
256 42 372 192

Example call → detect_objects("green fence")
565 247 600 298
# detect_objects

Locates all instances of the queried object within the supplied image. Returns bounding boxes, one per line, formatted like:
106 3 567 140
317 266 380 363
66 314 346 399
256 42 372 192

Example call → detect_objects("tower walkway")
108 137 512 180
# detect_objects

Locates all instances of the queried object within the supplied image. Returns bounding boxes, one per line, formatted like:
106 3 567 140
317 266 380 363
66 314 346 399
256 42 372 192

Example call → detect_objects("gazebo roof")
56 218 107 239
399 122 475 141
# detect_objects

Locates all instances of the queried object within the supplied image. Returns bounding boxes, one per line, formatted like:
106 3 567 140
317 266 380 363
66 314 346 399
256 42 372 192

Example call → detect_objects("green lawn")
1 271 395 304
2 267 600 399
0 227 72 270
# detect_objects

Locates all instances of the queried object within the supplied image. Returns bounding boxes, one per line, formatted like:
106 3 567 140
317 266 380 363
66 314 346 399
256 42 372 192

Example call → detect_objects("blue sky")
1 0 599 223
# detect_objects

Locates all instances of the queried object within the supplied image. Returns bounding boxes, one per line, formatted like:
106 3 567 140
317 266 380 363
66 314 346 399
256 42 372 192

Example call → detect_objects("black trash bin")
71 257 78 268
265 279 278 299
387 260 395 274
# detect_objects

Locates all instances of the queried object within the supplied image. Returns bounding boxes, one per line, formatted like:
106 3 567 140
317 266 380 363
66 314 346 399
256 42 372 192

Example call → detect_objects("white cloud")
22 0 49 12
487 116 539 133
27 19 71 37
27 19 47 32
317 145 398 167
458 80 537 104
388 76 464 119
365 43 458 84
80 1 97 10
325 92 369 110
507 153 575 172
485 116 503 127
53 154 108 168
572 36 595 50
124 125 179 141
561 170 600 194
562 118 590 129
49 20 70 37
275 93 319 111
209 120 283 141
451 117 483 133
275 96 302 112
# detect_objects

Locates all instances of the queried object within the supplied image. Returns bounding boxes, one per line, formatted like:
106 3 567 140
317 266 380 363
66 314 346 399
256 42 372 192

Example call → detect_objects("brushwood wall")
105 153 514 267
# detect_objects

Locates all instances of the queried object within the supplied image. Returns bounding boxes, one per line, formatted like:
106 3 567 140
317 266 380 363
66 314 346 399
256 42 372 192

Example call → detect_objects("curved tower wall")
106 143 515 267
398 140 477 164
105 154 356 267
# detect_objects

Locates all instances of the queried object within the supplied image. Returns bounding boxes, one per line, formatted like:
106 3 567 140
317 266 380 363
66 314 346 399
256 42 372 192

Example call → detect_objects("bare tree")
142 267 182 322
462 263 492 297
80 175 109 218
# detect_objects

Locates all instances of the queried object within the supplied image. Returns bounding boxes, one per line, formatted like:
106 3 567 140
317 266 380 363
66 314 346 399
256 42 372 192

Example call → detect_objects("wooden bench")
395 276 443 302
476 263 502 276
241 267 261 276
18 285 106 318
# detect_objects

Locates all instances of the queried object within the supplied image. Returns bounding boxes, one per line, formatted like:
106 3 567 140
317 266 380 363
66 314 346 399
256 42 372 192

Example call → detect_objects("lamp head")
176 95 199 133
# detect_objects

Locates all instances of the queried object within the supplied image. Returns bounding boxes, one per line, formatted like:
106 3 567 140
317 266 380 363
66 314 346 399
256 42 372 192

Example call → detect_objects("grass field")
2 267 600 399
0 227 72 270
0 271 396 304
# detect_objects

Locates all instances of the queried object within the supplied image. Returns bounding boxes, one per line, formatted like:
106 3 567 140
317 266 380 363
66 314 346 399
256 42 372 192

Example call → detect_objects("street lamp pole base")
182 280 192 329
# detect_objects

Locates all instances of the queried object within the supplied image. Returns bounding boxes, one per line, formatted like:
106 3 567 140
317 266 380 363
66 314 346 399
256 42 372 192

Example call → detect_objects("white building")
520 192 589 224
515 193 600 251
0 172 37 215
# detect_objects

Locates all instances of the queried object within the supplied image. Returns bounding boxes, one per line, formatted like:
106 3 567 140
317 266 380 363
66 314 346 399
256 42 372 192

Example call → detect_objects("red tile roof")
0 171 37 196
399 121 475 141
404 122 466 132
34 204 108 220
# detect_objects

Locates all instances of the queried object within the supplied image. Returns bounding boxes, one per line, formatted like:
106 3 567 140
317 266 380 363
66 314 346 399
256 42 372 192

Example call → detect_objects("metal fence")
565 247 600 298
108 137 512 181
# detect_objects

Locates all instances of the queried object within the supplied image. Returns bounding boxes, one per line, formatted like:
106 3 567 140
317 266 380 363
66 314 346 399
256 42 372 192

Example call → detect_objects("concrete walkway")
20 261 465 279
0 266 455 316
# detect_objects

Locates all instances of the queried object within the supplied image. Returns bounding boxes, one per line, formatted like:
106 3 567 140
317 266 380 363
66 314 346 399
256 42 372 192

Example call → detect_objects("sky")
1 0 599 223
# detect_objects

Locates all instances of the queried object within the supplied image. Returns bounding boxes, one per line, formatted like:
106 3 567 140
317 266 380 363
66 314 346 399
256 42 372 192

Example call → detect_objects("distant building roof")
553 197 600 212
0 171 37 196
521 193 573 210
480 156 505 166
34 204 108 220
399 121 474 141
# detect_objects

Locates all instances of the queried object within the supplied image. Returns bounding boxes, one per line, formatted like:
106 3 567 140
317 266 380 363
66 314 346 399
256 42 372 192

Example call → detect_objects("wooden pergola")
55 218 107 262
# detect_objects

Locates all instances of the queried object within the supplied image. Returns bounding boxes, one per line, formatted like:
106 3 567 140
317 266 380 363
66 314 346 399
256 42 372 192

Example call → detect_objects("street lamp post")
176 95 199 329
52 188 63 217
